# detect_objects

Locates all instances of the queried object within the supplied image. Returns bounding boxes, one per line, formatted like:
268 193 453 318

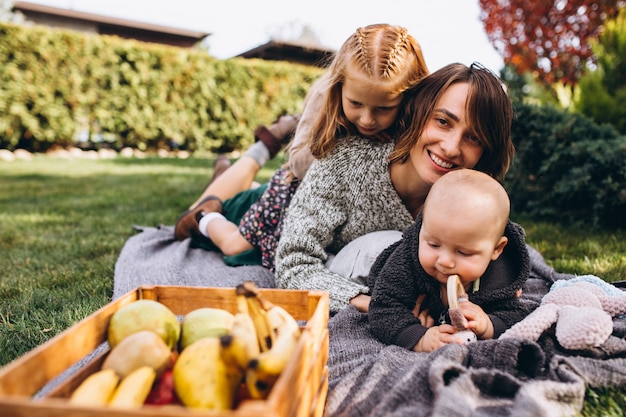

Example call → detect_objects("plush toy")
500 275 626 350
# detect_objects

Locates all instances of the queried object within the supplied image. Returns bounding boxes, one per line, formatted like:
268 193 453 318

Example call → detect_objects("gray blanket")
114 226 626 416
113 225 275 299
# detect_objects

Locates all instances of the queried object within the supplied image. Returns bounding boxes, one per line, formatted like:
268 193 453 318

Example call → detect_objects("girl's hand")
413 324 461 352
459 300 494 339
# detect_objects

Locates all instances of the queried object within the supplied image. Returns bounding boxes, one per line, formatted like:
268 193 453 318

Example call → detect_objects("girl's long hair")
309 23 429 159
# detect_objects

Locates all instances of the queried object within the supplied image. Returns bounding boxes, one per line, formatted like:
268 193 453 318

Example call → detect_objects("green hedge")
0 22 323 152
506 101 626 229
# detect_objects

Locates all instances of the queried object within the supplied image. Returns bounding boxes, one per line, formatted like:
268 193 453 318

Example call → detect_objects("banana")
237 281 302 399
244 308 301 400
266 304 301 339
237 283 275 352
108 366 156 409
69 368 120 407
249 321 299 376
245 329 300 399
245 365 275 400
220 295 260 372
240 281 301 339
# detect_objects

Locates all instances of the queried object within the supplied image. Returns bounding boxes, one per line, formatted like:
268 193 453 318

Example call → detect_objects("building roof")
237 39 335 68
12 1 210 48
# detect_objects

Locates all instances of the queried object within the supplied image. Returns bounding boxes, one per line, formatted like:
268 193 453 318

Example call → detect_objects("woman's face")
409 82 484 187
341 76 403 138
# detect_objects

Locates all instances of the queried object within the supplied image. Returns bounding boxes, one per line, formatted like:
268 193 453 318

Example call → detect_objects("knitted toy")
500 275 626 350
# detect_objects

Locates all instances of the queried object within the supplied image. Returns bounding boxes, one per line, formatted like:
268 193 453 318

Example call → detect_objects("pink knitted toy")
500 275 626 350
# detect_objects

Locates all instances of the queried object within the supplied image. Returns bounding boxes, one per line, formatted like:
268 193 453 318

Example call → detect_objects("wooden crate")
0 285 330 417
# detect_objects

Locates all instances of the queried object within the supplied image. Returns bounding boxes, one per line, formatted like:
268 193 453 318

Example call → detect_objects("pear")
102 330 172 379
108 299 180 350
173 337 241 410
179 307 235 350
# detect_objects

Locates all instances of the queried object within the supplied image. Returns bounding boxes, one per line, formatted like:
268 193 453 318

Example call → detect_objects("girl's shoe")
174 195 223 241
254 114 299 158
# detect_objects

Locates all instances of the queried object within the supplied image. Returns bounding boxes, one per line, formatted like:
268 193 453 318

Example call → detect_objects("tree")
479 0 624 88
575 8 626 134
0 0 25 24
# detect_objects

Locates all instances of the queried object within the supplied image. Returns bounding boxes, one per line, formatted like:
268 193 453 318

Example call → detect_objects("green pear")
108 299 180 350
179 307 235 350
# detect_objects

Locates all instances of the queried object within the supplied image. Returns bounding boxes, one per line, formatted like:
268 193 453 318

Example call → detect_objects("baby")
368 168 531 352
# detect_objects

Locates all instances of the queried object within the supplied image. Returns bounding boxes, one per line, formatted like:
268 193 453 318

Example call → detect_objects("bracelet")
198 212 226 238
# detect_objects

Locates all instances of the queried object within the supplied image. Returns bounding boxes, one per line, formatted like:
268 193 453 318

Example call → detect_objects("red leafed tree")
479 0 624 86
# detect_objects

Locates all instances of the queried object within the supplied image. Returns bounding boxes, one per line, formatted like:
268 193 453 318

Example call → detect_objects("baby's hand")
413 324 463 352
459 300 494 339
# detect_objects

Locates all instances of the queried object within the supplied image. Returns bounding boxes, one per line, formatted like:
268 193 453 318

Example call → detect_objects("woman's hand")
350 293 371 312
459 300 494 339
412 294 434 327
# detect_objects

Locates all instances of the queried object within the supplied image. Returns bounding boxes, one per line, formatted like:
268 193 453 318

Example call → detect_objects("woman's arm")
276 139 411 312
275 154 369 311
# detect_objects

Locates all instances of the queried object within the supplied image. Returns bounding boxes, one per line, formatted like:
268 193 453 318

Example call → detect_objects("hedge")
0 22 323 152
506 101 626 229
2 22 625 229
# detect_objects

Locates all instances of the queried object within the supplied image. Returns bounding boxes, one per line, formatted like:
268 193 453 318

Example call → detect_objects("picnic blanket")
114 226 626 416
113 225 274 299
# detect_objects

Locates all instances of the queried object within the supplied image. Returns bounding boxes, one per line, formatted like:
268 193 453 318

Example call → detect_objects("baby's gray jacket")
368 212 532 350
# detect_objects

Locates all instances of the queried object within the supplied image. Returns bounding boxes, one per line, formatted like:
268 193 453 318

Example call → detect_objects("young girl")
188 23 429 271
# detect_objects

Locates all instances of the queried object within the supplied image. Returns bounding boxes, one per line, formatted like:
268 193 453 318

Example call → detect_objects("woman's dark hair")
390 62 514 181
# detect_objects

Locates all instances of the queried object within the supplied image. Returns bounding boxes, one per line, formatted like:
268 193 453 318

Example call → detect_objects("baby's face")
418 207 504 290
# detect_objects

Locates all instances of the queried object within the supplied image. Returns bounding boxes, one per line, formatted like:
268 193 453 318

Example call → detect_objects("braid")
354 26 374 76
309 23 429 159
380 27 409 79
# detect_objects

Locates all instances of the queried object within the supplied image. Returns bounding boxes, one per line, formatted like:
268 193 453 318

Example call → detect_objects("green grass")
1 155 625 415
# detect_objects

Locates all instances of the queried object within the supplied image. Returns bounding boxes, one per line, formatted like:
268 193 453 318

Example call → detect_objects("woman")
274 62 514 312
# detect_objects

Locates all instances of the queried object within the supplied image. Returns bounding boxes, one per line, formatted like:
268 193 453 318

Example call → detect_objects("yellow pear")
108 299 180 350
179 307 235 350
173 337 241 410
102 330 172 379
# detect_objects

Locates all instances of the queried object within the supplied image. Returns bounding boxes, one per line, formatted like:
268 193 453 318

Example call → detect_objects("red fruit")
144 370 179 405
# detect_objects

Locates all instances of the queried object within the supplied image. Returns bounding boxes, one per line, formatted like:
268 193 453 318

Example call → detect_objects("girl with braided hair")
177 23 429 272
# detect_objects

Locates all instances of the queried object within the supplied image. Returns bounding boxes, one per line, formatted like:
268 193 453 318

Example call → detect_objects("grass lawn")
1 154 625 415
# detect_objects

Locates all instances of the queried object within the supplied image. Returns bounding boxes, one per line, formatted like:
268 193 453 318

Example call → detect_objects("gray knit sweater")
274 137 414 311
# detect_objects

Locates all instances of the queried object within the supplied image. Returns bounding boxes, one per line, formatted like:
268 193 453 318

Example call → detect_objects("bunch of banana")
220 290 261 372
235 281 302 399
237 282 276 352
69 366 156 409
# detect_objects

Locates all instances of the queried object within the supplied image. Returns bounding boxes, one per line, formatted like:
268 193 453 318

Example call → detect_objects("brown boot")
210 155 231 185
254 114 299 158
174 195 223 241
